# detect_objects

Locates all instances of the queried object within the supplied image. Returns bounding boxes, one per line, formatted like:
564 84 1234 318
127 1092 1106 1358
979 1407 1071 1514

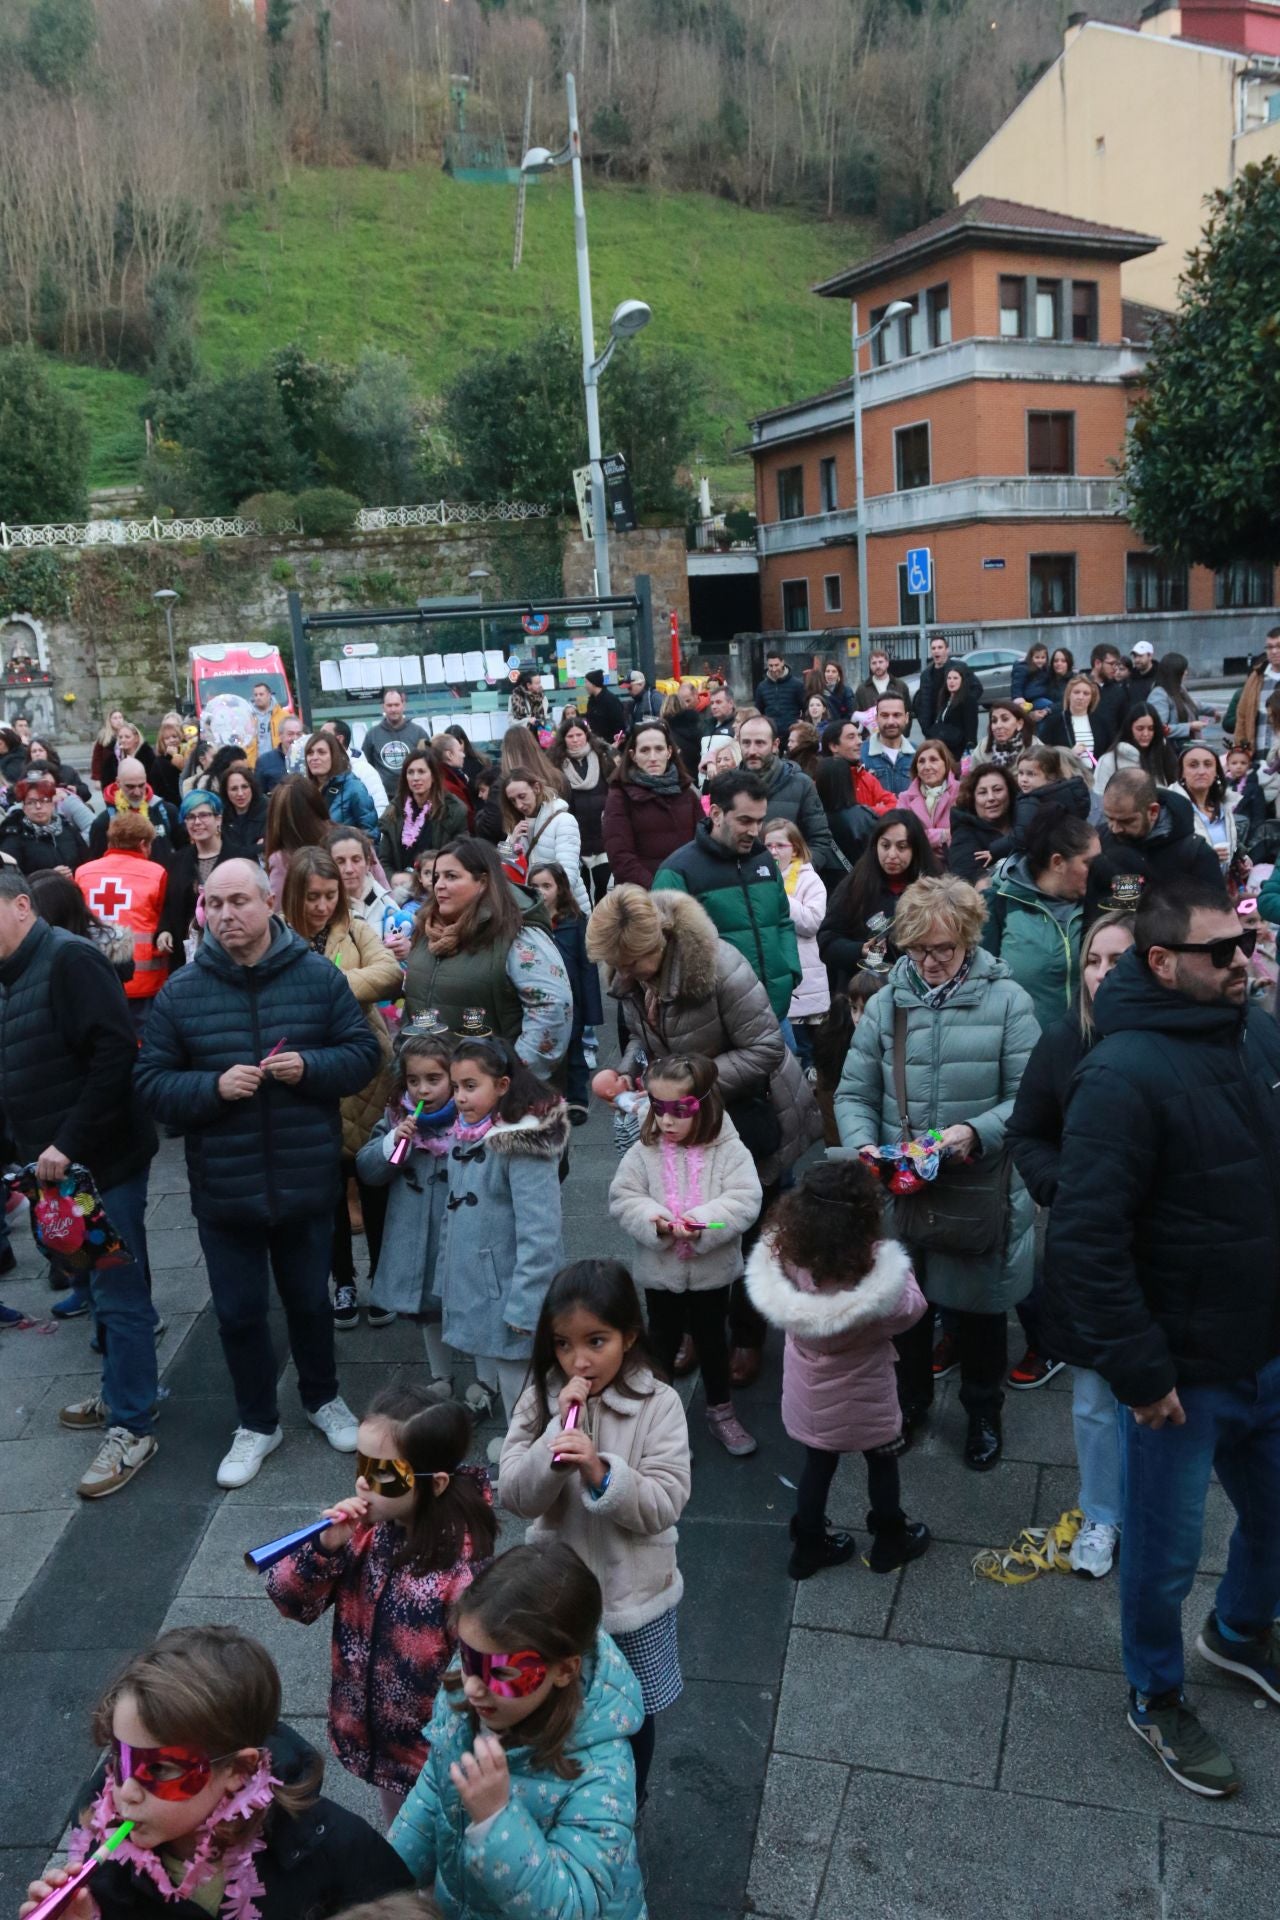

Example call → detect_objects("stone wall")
15 517 571 745
561 526 691 677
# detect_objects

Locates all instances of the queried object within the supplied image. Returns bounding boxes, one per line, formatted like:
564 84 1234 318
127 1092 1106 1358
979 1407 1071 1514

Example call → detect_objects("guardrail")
0 499 553 552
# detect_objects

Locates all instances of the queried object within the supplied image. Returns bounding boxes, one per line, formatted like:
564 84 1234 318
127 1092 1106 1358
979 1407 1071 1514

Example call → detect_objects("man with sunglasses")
1043 878 1280 1801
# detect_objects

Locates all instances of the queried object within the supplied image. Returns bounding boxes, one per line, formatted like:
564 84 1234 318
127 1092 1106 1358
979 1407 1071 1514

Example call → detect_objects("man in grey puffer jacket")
738 715 836 870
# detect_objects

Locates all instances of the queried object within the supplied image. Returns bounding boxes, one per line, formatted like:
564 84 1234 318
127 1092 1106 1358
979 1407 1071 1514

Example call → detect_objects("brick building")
749 198 1274 659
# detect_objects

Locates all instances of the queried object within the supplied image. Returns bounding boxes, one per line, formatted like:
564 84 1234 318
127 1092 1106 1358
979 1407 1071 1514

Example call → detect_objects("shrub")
295 487 359 536
239 490 300 533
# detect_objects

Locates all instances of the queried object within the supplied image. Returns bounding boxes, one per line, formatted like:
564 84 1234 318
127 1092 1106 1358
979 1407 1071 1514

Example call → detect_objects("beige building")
955 1 1280 310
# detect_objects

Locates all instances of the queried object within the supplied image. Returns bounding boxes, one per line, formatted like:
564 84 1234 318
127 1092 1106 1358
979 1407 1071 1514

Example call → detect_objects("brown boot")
729 1345 761 1388
673 1334 697 1377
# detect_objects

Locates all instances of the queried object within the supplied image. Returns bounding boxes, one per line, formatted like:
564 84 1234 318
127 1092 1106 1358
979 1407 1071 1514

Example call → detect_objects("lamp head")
609 299 652 340
883 300 913 323
521 145 556 172
152 589 179 606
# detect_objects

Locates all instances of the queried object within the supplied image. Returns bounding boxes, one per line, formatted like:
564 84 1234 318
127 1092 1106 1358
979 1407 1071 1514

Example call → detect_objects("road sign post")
906 546 932 665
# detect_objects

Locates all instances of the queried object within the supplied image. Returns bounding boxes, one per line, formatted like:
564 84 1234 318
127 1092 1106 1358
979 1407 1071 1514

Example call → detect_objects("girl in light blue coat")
390 1541 647 1920
437 1038 569 1426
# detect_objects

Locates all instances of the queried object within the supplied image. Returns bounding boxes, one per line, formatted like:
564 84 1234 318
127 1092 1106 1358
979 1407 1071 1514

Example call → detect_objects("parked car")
903 647 1024 706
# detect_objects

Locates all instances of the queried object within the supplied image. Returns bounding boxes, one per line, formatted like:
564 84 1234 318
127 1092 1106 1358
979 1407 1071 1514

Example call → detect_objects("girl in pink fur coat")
746 1158 932 1580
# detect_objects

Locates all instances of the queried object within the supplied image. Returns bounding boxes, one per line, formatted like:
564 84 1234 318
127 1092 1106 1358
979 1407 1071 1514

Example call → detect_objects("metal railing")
0 499 553 553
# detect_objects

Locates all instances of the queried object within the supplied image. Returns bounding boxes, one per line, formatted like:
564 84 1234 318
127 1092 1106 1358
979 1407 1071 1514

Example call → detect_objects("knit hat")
584 670 606 689
179 787 223 820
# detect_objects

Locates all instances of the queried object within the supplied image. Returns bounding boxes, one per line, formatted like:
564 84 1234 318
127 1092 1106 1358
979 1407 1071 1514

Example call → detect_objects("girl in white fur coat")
747 1157 932 1579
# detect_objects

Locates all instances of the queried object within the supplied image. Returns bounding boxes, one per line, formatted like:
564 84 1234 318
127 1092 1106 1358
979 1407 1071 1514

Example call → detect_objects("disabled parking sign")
906 547 932 598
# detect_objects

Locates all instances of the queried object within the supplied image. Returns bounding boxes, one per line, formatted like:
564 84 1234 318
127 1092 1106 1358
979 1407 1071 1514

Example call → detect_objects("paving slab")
143 1226 204 1269
638 1677 774 1915
679 1515 795 1687
0 1508 74 1598
745 1753 849 1920
813 1771 1160 1920
0 1646 135 1847
823 1445 1039 1550
0 1850 56 1913
180 1503 325 1600
289 1714 384 1829
1000 1658 1280 1835
791 1557 902 1637
773 1630 1011 1787
1035 1464 1236 1577
1160 1815 1280 1917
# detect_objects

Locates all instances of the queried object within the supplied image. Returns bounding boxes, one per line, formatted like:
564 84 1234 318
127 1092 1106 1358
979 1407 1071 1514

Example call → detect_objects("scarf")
400 794 432 852
660 1136 704 1261
561 753 601 793
780 856 801 897
70 1753 278 1920
399 1092 457 1153
905 948 974 1010
454 1113 495 1144
626 764 683 795
920 780 947 818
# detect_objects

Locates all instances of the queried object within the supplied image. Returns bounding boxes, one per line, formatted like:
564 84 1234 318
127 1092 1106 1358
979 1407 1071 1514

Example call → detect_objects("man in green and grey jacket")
652 768 800 1020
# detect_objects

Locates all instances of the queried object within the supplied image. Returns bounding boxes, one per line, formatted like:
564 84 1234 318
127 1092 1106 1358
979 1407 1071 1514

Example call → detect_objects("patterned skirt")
612 1606 683 1715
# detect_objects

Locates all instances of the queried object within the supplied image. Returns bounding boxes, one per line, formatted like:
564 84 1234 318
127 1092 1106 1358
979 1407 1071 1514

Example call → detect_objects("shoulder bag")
890 1004 1010 1257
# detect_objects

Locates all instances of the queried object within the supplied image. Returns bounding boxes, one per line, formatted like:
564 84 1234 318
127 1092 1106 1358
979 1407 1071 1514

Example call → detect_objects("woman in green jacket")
981 807 1100 1033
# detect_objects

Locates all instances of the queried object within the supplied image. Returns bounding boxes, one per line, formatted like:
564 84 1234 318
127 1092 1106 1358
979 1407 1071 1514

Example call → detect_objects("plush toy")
858 1131 945 1196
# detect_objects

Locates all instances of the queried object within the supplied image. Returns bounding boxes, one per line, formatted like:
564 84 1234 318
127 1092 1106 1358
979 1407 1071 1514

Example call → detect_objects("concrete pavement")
0 1112 1275 1918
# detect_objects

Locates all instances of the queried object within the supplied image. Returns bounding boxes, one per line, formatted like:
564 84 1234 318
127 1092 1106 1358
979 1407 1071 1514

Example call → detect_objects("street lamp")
152 589 180 703
851 299 912 652
522 77 651 617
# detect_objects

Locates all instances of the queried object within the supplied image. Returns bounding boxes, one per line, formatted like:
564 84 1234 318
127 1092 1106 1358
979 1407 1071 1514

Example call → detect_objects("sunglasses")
1158 928 1257 969
355 1451 416 1497
111 1738 232 1802
458 1637 549 1699
647 1094 701 1117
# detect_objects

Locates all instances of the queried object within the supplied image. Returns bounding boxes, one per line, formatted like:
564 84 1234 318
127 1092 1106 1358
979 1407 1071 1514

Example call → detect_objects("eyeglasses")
906 943 958 965
1155 929 1257 969
648 1094 701 1117
355 1451 416 1497
111 1739 233 1802
458 1637 549 1698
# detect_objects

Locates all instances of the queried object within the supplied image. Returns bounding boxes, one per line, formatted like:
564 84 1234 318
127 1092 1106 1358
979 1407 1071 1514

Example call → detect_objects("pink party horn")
25 1822 134 1920
244 1516 333 1572
389 1099 425 1167
551 1401 581 1470
260 1036 287 1066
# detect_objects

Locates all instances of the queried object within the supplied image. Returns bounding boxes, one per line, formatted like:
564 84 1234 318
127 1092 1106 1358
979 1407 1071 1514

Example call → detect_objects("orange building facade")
750 199 1273 659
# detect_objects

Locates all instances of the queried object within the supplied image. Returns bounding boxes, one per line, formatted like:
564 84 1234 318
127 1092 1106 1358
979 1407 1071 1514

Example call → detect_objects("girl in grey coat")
356 1031 458 1394
436 1037 569 1427
835 874 1040 1472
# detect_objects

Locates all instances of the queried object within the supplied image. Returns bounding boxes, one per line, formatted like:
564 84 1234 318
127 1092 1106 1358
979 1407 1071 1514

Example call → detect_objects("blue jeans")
197 1212 339 1433
1121 1355 1280 1696
92 1172 159 1436
1072 1367 1124 1529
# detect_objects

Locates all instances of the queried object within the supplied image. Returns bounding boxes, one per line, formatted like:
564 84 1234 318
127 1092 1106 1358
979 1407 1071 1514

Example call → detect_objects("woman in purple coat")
747 1158 931 1581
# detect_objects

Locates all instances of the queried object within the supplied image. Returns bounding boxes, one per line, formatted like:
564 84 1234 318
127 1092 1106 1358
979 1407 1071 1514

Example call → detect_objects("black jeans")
895 1303 1008 1416
629 1714 656 1805
197 1211 339 1432
646 1285 732 1405
331 1155 388 1289
796 1444 902 1533
728 1180 778 1351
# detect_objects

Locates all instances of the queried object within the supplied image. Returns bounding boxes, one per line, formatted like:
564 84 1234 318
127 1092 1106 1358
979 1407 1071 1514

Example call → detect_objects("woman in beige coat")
281 846 402 1329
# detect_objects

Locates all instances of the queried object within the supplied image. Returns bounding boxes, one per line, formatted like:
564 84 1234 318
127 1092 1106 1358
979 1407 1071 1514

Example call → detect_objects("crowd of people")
11 629 1280 1919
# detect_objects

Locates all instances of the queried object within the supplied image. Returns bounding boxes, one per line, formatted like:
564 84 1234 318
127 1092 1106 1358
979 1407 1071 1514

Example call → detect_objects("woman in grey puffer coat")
836 873 1040 1473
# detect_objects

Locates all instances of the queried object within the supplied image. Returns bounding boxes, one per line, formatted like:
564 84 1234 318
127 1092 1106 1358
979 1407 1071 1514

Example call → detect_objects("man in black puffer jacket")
1044 878 1280 1803
137 859 381 1492
0 869 159 1502
1085 769 1224 921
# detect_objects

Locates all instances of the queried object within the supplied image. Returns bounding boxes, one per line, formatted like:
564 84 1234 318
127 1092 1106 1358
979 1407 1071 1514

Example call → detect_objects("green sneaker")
1127 1689 1240 1798
1196 1610 1280 1705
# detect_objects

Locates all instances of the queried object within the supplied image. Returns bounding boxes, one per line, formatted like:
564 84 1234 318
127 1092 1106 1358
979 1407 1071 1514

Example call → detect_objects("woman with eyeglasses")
836 873 1040 1471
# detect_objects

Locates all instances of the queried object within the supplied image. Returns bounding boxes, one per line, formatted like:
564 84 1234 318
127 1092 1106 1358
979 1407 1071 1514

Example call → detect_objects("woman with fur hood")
746 1159 931 1579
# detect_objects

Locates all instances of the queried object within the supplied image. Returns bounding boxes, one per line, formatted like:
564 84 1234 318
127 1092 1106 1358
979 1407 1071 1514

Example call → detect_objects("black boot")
788 1514 858 1580
964 1410 1003 1472
898 1398 932 1449
861 1510 931 1574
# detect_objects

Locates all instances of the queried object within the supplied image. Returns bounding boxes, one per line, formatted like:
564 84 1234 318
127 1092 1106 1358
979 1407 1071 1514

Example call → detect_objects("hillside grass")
56 167 873 497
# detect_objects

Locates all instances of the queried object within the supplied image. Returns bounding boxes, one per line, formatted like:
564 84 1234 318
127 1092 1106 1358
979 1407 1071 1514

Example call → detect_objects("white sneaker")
217 1426 283 1489
1070 1520 1119 1579
486 1433 504 1465
464 1380 497 1418
307 1395 358 1452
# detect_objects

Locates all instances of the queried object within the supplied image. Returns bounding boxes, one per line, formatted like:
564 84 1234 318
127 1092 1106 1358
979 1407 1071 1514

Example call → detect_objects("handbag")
725 1084 782 1160
889 1005 1010 1256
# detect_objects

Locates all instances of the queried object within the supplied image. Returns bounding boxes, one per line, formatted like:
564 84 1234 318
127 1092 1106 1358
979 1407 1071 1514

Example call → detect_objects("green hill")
53 168 873 500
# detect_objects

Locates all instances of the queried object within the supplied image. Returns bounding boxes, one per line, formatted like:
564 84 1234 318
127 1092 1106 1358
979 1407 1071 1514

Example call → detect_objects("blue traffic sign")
906 547 932 598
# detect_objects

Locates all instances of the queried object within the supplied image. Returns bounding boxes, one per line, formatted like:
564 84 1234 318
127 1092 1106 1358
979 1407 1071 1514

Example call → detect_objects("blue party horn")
244 1517 332 1572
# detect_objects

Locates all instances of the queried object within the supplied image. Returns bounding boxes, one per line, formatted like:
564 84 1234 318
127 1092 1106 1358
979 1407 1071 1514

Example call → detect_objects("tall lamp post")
152 589 180 703
851 300 912 653
522 76 651 614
